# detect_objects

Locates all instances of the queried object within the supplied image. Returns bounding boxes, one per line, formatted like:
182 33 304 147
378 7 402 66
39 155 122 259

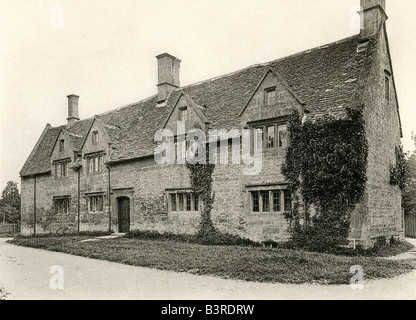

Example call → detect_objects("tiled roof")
20 34 377 176
20 126 60 176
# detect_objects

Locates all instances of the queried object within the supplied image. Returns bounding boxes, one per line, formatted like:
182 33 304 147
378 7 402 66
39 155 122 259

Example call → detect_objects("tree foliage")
403 134 416 216
390 145 410 190
0 181 21 223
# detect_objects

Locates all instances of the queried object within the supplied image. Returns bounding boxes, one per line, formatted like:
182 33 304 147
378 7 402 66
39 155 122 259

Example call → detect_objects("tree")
0 181 21 224
403 133 416 215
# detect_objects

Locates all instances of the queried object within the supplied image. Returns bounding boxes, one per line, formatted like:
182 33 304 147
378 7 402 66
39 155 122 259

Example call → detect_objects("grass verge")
8 235 415 285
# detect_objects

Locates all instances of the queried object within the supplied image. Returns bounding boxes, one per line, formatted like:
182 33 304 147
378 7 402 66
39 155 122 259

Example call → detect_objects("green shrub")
126 230 259 247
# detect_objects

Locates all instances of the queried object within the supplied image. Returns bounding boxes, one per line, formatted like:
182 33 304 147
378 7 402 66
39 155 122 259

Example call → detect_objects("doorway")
117 197 130 233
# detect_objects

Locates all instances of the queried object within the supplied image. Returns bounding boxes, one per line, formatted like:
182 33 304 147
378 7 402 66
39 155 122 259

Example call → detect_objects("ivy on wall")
282 108 368 251
390 145 409 191
187 147 216 237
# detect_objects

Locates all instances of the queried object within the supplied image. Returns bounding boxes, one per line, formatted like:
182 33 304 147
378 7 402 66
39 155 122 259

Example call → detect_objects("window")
252 192 259 212
267 126 275 148
171 194 177 211
179 107 188 122
87 154 104 173
186 194 192 211
284 190 292 212
92 131 99 144
55 198 70 215
273 190 281 212
251 122 288 151
278 124 288 148
88 195 104 213
254 128 264 150
178 194 184 211
250 189 291 213
265 87 276 106
385 75 390 102
55 161 69 178
169 192 200 212
262 191 270 212
59 139 65 152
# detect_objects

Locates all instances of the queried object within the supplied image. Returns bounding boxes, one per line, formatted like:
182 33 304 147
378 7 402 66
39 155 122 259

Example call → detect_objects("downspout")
107 163 111 233
77 169 80 232
33 176 36 235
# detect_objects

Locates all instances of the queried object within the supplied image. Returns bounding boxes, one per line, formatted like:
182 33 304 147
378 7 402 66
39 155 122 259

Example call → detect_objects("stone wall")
349 29 404 246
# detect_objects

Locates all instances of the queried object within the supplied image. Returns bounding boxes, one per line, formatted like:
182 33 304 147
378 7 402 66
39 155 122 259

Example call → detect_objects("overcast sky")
1 0 415 190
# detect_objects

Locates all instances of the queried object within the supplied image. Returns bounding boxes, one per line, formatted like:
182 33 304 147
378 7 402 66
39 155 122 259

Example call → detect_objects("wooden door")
118 197 130 233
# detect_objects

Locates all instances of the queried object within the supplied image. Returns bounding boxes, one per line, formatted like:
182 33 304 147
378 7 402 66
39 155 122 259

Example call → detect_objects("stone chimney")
360 0 388 40
156 53 181 104
67 94 80 126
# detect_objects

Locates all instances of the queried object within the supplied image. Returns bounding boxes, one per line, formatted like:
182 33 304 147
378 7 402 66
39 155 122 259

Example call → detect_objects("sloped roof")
20 34 377 176
20 126 60 176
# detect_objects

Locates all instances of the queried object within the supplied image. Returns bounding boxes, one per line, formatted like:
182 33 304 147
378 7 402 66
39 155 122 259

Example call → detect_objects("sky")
0 0 415 190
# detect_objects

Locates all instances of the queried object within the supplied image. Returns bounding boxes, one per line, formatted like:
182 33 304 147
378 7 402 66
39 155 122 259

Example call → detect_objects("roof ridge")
98 95 158 117
178 34 360 91
54 35 361 129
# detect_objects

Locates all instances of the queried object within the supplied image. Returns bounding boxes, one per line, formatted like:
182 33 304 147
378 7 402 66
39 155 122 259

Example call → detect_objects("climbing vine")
282 108 368 251
186 145 216 237
390 145 409 191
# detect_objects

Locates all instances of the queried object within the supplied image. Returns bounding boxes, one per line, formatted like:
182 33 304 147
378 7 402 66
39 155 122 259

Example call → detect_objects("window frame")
266 125 275 148
249 189 291 214
168 191 200 213
86 153 104 174
87 194 104 213
54 197 70 215
59 139 65 152
277 124 288 148
54 159 70 179
92 131 99 144
264 87 277 106
249 117 289 151
179 106 188 122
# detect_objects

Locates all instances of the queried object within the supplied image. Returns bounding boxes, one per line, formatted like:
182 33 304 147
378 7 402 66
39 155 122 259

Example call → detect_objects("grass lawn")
8 235 415 285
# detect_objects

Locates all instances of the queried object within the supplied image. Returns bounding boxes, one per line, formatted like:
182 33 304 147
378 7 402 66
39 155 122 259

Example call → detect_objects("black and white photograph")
1 0 416 305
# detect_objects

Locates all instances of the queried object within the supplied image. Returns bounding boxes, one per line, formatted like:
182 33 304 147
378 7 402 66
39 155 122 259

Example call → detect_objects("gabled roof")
49 127 80 156
20 33 378 176
20 125 60 176
163 92 210 128
239 67 305 116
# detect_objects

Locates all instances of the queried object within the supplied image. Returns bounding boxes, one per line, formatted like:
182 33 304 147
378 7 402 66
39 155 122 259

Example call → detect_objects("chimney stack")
67 94 80 126
360 0 388 40
156 53 181 105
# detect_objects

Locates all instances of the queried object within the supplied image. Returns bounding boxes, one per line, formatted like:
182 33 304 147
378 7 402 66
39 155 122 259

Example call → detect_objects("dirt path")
1 238 415 300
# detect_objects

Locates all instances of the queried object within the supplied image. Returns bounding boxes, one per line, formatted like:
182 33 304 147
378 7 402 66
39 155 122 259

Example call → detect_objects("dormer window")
265 87 276 106
92 131 99 144
179 107 188 122
59 139 64 152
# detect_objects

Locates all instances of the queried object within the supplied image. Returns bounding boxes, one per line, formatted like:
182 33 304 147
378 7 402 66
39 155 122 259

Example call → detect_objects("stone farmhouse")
20 0 404 246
